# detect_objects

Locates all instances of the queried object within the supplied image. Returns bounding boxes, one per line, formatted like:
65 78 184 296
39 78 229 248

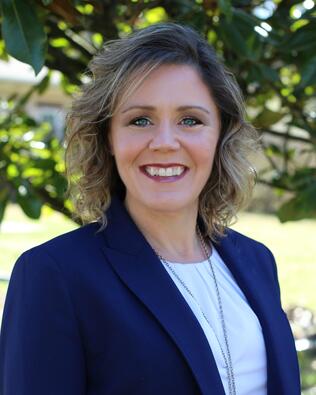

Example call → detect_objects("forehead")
115 63 216 113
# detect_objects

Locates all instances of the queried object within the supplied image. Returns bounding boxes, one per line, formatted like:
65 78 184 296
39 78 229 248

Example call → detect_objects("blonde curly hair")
65 22 258 240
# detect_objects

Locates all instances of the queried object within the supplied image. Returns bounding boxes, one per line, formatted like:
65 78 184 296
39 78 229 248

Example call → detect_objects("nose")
148 122 180 152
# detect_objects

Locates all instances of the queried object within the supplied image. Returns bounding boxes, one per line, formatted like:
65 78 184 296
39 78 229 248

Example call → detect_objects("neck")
124 197 207 263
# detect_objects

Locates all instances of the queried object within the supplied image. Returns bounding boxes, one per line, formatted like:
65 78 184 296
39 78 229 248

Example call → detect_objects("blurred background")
0 0 315 392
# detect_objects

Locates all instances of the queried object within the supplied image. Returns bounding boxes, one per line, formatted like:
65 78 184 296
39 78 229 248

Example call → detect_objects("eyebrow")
121 105 211 115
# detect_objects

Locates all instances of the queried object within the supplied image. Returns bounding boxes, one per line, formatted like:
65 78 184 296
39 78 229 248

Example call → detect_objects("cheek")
189 133 219 166
112 134 146 170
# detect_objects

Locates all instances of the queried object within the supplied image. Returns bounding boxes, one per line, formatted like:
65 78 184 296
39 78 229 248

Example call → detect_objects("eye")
129 117 152 127
180 117 203 126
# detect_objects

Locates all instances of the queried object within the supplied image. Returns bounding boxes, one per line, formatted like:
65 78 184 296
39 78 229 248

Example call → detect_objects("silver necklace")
154 228 236 395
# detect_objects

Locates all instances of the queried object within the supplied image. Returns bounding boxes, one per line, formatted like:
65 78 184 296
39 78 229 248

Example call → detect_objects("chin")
141 193 197 214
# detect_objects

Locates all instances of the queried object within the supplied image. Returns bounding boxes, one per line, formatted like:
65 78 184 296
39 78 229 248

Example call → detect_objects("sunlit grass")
0 204 77 274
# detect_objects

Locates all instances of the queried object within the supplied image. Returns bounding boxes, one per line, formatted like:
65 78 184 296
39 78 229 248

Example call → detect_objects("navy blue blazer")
0 197 301 395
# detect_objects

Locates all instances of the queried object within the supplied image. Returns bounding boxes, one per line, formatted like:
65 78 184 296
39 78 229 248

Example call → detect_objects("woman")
0 23 300 395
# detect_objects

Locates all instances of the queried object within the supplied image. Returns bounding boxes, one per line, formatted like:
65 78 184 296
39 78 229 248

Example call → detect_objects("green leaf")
253 109 285 129
37 73 51 94
298 57 316 89
1 0 47 75
219 18 251 59
283 24 316 53
257 64 280 83
218 0 232 21
218 10 261 60
264 143 283 157
277 182 316 222
73 0 84 5
17 193 42 219
52 175 67 197
32 157 56 169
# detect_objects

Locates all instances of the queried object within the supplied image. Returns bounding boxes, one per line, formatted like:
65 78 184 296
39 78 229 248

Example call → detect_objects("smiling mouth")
139 164 188 182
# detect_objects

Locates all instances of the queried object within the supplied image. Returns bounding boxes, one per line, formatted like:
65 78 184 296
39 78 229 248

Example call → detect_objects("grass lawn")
0 205 76 275
1 204 315 317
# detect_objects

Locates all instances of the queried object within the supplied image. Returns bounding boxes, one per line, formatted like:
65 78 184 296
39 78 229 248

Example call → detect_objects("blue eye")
129 116 202 127
130 117 151 127
181 117 202 126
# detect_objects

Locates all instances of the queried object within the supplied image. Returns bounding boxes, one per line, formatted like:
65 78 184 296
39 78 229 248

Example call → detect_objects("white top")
160 246 267 395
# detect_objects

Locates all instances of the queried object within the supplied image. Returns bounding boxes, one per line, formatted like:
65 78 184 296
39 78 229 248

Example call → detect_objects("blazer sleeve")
0 248 86 395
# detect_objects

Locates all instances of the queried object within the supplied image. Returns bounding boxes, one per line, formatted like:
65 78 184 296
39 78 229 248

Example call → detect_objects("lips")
139 163 188 182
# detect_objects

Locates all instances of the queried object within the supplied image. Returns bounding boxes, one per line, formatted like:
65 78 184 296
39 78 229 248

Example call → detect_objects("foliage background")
0 0 315 225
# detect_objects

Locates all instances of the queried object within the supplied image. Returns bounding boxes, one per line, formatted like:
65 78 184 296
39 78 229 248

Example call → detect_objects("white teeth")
166 168 172 176
145 166 185 177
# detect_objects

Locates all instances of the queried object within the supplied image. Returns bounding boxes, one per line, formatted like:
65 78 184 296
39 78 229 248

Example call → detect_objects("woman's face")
109 64 220 216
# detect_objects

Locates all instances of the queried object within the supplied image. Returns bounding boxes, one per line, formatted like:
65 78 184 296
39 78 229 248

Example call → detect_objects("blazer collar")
100 196 287 395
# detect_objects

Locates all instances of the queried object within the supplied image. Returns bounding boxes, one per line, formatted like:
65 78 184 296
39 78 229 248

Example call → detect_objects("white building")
0 57 72 139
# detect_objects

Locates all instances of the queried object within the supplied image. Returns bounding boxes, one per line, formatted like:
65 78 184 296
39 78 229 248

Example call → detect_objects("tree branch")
256 178 295 193
262 128 314 145
260 141 281 174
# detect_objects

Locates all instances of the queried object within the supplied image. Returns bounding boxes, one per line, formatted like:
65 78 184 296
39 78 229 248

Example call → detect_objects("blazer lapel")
215 233 296 395
101 197 226 395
